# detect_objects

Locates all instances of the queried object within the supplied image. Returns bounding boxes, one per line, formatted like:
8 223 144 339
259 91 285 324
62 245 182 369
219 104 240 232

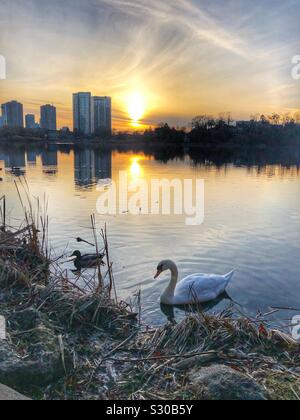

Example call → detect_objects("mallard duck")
69 250 105 271
154 260 235 306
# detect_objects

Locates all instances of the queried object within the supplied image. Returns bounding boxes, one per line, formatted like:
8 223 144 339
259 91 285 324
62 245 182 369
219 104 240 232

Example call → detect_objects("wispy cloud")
97 0 252 59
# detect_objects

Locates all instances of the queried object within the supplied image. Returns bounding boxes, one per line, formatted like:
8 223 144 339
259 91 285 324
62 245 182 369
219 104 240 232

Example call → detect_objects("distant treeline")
143 113 300 148
0 127 46 142
0 127 73 143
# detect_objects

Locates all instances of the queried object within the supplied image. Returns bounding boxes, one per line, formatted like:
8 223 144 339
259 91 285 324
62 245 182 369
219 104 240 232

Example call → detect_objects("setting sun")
127 92 146 124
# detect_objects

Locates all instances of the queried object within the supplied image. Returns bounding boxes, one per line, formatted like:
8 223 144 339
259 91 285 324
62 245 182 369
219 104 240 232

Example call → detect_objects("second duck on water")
69 250 105 271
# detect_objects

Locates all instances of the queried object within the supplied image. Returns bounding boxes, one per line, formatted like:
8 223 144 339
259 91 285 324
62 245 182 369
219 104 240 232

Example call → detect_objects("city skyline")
0 93 111 134
1 93 300 133
0 99 58 130
0 0 299 130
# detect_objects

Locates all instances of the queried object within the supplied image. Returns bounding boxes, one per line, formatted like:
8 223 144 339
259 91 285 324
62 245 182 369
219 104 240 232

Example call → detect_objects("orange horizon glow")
0 90 299 133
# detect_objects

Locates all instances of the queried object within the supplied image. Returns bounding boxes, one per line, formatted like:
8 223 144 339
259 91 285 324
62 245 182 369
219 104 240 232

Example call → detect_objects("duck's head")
154 260 176 279
70 250 81 260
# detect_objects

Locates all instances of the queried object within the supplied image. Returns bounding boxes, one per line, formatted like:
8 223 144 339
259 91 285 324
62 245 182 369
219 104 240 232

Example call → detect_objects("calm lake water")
0 144 300 326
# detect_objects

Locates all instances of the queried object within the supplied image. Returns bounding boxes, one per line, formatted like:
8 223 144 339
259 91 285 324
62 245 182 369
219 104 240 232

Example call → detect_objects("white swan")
154 260 235 306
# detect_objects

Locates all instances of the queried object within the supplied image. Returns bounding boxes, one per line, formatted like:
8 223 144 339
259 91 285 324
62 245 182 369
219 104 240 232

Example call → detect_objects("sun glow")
127 92 146 124
130 156 144 178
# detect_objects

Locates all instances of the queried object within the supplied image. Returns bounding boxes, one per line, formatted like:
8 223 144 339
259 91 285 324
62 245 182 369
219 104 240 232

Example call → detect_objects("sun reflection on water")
129 156 144 179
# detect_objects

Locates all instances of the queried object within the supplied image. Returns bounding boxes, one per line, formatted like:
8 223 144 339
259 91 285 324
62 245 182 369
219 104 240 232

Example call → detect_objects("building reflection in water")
74 148 112 189
26 150 39 165
42 147 58 175
42 150 58 167
94 150 112 180
0 149 26 176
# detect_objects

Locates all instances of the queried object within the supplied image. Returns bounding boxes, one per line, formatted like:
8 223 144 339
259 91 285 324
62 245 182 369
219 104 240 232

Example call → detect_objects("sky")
0 0 299 130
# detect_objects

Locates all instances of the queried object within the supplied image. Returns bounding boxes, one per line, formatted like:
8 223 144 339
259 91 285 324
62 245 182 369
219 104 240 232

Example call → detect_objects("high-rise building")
40 105 57 131
73 93 93 135
25 114 36 129
0 116 6 128
1 101 24 128
93 96 112 136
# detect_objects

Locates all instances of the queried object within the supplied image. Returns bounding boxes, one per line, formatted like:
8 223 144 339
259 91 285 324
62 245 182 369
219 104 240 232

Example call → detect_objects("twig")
91 214 103 292
291 386 300 400
101 225 117 302
271 306 300 312
107 350 219 363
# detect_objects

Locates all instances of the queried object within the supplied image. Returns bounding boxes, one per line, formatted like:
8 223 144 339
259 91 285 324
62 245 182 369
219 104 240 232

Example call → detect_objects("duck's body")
69 250 105 271
155 260 234 306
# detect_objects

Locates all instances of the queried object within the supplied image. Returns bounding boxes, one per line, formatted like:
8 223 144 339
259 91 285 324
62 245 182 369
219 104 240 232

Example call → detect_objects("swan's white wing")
173 273 233 305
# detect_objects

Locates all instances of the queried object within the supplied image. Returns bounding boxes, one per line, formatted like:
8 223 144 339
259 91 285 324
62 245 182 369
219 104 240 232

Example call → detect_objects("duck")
154 260 234 306
69 250 105 271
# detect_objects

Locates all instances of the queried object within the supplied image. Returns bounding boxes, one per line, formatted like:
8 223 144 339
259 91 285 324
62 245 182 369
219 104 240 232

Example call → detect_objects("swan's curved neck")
161 262 178 305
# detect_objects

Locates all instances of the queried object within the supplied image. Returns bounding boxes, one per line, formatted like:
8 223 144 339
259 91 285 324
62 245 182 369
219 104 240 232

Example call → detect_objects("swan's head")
154 260 177 279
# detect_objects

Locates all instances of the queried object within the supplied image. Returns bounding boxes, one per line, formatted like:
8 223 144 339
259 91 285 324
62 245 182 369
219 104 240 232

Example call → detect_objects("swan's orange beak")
154 268 162 279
